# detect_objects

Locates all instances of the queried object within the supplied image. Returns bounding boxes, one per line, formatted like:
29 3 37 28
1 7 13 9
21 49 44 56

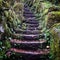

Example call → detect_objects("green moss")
13 3 23 9
0 0 3 8
50 23 60 60
46 11 60 29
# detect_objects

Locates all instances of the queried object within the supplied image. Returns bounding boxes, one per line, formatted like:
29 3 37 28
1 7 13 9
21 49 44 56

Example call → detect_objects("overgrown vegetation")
0 0 60 60
0 0 24 59
29 0 60 60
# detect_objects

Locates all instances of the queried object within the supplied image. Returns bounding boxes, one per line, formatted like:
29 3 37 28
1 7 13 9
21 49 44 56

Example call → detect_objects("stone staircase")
6 3 50 60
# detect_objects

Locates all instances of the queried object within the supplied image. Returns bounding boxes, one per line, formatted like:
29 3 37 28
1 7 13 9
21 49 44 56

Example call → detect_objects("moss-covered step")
26 27 41 30
23 13 35 16
22 30 40 34
26 23 39 27
10 39 47 50
24 8 34 14
24 20 39 24
23 11 34 14
21 34 40 40
7 48 50 55
15 29 40 34
24 4 28 8
13 34 45 41
24 18 38 22
24 8 30 11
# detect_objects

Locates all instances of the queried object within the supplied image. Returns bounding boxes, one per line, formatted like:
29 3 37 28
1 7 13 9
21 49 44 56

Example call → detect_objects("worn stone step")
10 39 47 44
23 14 35 18
24 13 40 17
9 48 50 55
24 11 34 14
6 52 49 60
13 34 40 40
24 18 38 22
13 34 39 40
13 33 45 40
26 24 39 27
26 27 39 29
23 10 33 14
24 8 30 11
25 17 36 20
24 4 28 8
15 29 39 32
23 8 33 14
22 34 40 40
26 27 41 30
24 16 36 18
10 39 48 50
15 29 40 34
24 20 39 24
22 31 39 34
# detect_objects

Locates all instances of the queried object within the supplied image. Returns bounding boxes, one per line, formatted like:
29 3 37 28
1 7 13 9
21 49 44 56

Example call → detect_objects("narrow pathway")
6 3 50 60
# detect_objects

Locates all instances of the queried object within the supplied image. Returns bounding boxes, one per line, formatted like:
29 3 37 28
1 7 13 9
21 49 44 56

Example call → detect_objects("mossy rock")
50 23 60 60
46 11 60 29
48 6 60 12
13 3 24 12
48 0 60 4
0 0 3 8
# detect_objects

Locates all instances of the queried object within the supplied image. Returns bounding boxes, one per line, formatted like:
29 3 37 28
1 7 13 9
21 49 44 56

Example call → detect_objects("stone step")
24 11 33 14
6 52 49 60
14 34 45 40
24 20 39 24
24 16 36 18
21 34 40 40
24 18 38 22
24 4 28 8
24 13 40 17
23 14 35 18
15 29 40 34
22 31 40 34
26 26 39 29
23 9 33 13
10 39 48 50
26 27 41 30
10 39 47 44
8 48 50 55
26 24 39 27
24 32 39 34
24 8 30 11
